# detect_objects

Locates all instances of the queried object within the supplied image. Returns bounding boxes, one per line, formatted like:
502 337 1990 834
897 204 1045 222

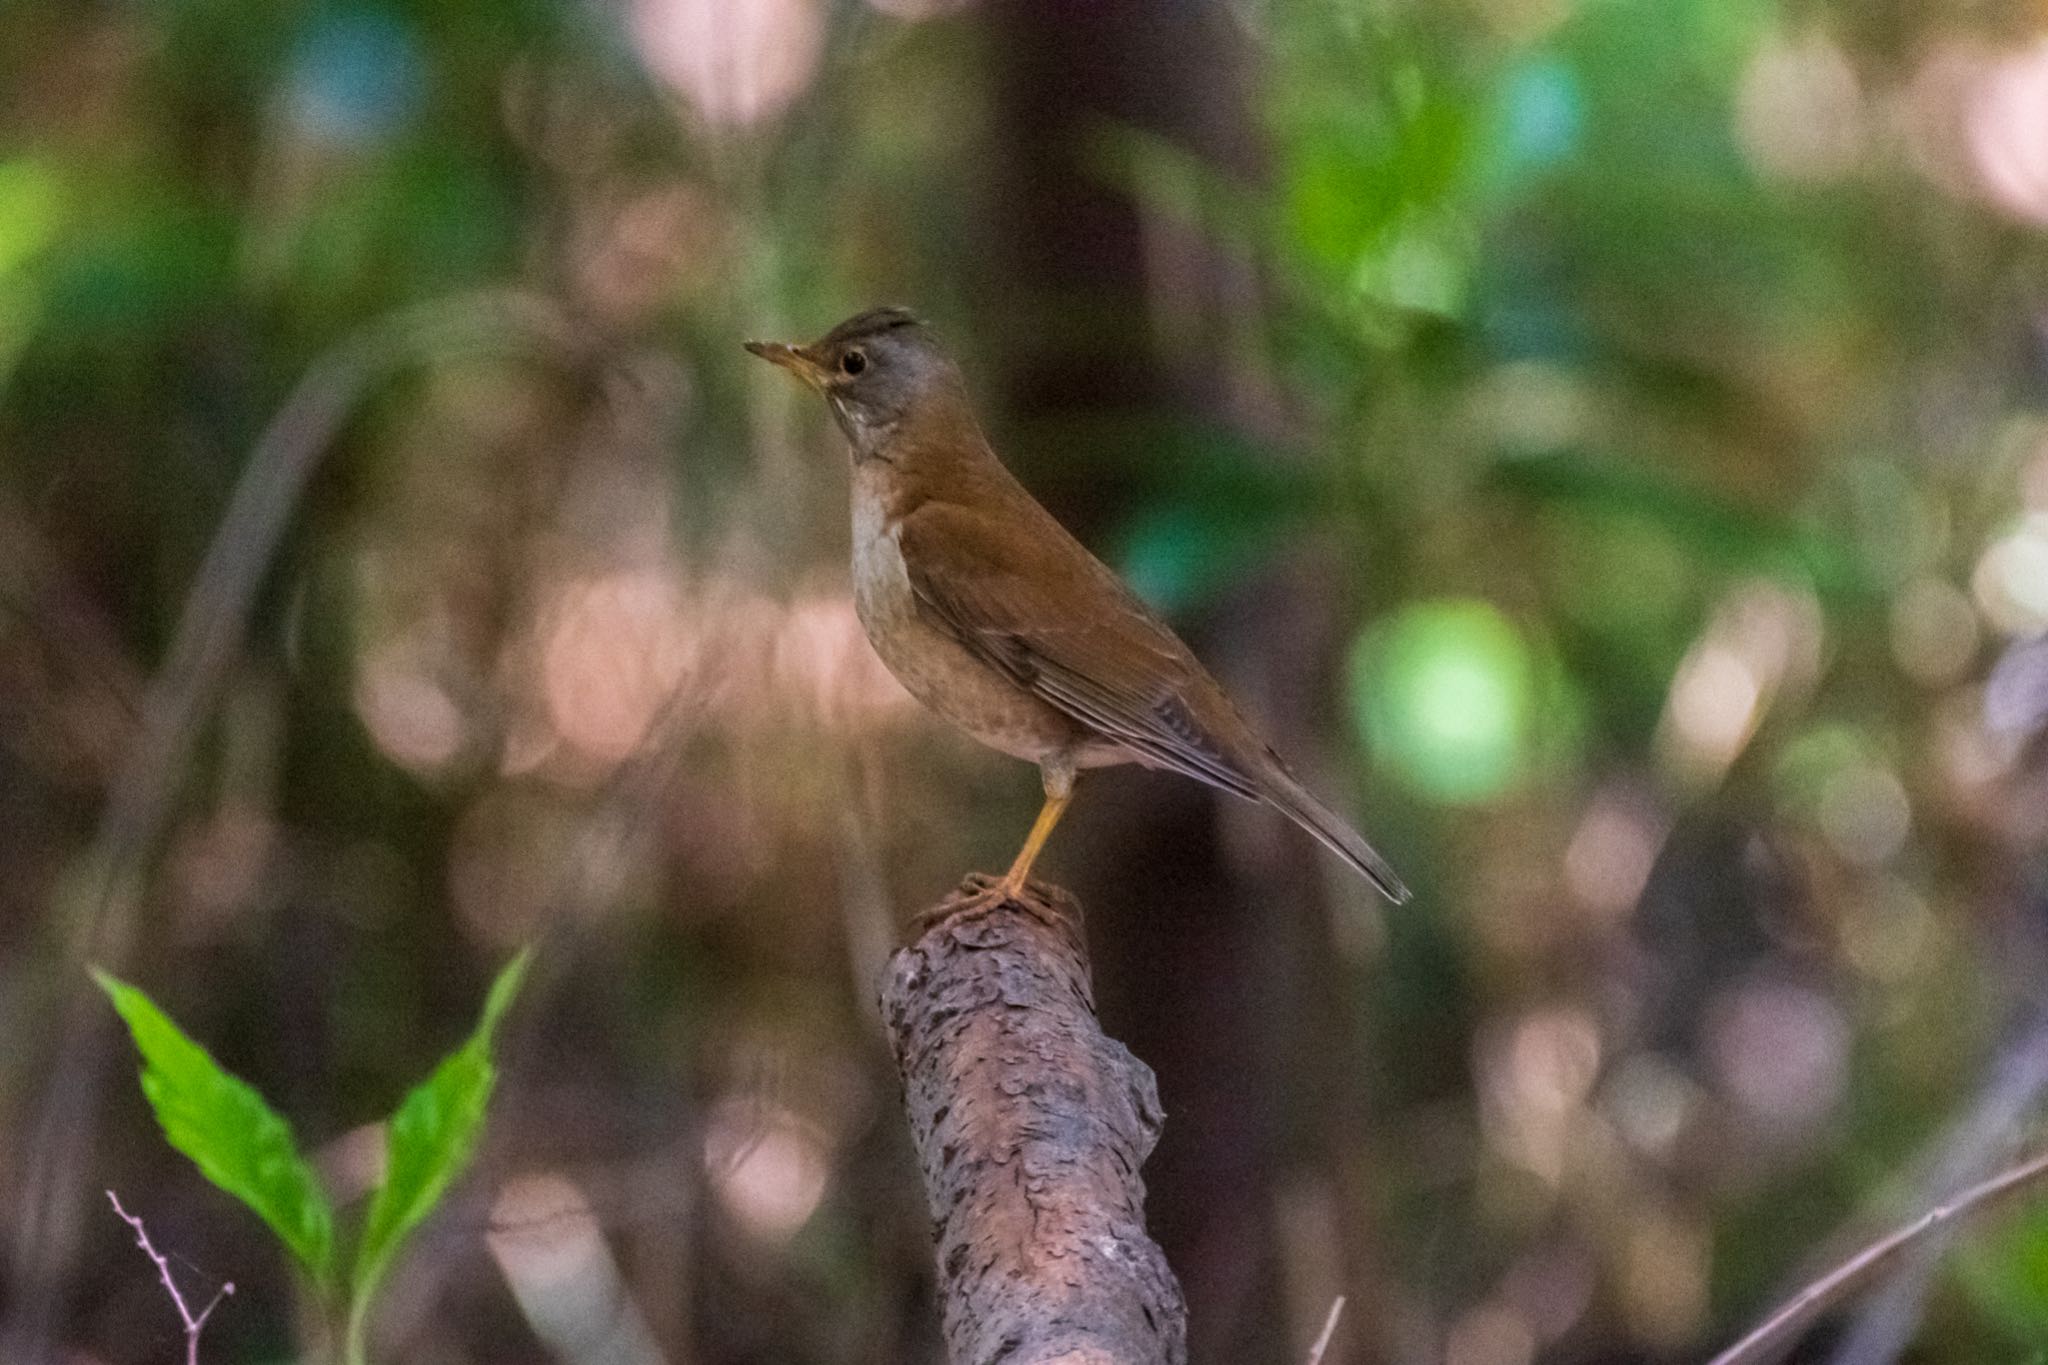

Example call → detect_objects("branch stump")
883 874 1188 1365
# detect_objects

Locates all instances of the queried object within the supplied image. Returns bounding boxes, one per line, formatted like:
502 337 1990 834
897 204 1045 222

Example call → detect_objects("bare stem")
107 1190 234 1365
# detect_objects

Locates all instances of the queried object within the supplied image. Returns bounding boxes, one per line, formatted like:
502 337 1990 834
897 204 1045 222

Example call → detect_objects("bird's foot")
910 872 1069 938
967 869 1036 905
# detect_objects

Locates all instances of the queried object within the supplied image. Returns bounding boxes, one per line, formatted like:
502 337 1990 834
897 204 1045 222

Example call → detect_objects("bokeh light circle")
1350 598 1535 805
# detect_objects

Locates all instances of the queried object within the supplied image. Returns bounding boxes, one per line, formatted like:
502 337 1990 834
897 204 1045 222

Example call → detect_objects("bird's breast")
848 481 1082 766
849 484 916 629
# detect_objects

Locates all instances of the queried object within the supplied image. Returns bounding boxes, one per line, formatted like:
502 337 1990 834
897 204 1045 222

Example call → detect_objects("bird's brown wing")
896 499 1263 800
898 497 1412 903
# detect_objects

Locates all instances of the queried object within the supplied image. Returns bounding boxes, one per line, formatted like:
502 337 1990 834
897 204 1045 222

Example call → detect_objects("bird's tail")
1260 768 1411 905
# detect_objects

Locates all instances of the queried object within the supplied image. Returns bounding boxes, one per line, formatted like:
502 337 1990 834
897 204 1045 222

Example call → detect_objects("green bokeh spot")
1958 1202 2048 1346
1351 598 1534 805
0 158 63 279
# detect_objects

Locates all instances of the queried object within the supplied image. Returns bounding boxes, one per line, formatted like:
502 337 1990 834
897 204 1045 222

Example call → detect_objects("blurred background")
3 0 2048 1361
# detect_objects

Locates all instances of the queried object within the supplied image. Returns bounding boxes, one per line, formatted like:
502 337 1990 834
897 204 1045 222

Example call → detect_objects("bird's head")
745 307 961 459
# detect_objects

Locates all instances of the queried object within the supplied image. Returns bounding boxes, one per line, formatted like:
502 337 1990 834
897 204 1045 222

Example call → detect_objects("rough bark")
882 874 1188 1365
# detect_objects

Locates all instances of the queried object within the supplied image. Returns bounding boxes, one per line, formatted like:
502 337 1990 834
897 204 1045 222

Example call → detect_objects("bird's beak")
743 339 830 390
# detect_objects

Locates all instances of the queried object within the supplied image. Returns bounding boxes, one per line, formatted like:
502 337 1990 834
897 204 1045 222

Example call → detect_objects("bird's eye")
840 349 867 376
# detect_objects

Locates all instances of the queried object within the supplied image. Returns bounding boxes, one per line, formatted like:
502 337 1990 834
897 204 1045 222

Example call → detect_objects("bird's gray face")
745 308 956 461
814 325 951 454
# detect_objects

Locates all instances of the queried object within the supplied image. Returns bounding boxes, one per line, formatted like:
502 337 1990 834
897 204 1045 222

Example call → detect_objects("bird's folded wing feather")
896 499 1263 800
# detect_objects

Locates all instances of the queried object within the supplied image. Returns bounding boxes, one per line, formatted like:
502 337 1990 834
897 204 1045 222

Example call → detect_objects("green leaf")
347 950 530 1350
92 969 335 1287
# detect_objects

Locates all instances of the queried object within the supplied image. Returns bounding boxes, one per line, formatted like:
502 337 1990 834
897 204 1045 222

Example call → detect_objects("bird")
745 307 1409 904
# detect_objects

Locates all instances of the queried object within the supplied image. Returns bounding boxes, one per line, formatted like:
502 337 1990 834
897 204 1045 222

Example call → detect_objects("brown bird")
746 307 1409 904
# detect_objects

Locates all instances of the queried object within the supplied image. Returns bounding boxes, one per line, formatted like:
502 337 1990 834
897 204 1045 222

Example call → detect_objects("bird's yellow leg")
999 791 1071 898
998 759 1077 899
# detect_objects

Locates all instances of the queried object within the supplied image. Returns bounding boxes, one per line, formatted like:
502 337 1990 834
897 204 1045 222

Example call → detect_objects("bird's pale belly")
852 500 1082 766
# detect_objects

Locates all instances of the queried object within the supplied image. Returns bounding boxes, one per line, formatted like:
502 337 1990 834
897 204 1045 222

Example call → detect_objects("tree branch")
882 875 1188 1365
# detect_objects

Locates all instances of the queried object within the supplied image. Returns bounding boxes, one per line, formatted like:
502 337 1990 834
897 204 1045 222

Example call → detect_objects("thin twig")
1305 1295 1346 1365
1826 1009 2048 1365
1707 1147 2048 1365
106 1190 234 1365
